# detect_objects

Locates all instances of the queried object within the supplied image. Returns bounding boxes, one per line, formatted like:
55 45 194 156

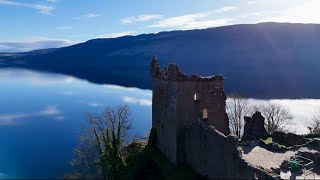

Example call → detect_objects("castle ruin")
150 57 320 179
150 57 273 179
151 57 230 164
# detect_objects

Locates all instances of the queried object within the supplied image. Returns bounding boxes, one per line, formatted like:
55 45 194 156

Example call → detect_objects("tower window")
203 108 208 119
194 92 200 101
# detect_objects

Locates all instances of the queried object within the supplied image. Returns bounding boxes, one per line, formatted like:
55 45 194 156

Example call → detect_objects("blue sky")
0 0 319 52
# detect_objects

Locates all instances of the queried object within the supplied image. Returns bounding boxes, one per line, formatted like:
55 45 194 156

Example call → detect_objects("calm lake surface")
0 69 319 179
0 69 152 179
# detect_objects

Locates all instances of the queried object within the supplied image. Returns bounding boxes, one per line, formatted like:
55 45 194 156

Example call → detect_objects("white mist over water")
243 99 320 134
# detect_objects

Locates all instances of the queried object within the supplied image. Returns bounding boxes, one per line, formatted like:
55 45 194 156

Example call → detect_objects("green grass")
263 137 273 144
261 137 288 148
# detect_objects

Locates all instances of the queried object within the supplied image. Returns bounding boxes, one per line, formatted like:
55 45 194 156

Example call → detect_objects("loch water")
0 68 319 178
0 69 152 179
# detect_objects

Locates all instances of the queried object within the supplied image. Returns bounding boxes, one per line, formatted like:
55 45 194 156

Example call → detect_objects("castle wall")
176 80 229 134
152 78 178 163
175 80 230 163
184 122 275 179
151 57 230 164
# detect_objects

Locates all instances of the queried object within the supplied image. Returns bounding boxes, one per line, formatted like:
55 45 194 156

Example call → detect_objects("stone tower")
151 57 230 164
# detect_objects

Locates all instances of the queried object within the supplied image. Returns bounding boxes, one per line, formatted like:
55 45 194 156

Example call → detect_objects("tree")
226 94 252 138
68 105 132 180
257 102 293 134
309 108 320 134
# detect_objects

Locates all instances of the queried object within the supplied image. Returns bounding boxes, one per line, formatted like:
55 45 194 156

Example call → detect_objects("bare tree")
68 105 132 180
309 108 320 134
226 94 252 138
257 102 293 134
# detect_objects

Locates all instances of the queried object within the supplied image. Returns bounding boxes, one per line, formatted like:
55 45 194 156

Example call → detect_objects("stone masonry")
151 56 230 164
243 111 269 140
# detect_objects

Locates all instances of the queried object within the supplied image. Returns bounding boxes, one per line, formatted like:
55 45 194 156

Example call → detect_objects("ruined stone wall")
152 77 178 163
273 131 309 146
151 57 230 164
176 80 229 135
184 122 275 179
243 111 269 140
176 80 230 163
151 57 276 178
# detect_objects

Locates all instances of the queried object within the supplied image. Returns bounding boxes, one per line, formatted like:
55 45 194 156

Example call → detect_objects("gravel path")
241 146 296 170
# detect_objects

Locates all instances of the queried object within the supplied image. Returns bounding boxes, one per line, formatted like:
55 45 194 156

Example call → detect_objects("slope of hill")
1 22 320 98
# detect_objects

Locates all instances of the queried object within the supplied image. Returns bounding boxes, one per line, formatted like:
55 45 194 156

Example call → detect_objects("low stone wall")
184 121 277 179
273 131 309 146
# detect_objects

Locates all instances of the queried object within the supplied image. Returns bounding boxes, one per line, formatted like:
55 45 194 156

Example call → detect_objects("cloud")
238 12 263 19
38 105 60 115
247 1 257 5
104 84 136 91
97 31 135 39
121 14 163 24
46 0 58 2
260 0 320 23
55 116 65 121
59 91 74 96
72 13 101 20
0 44 11 50
88 102 104 107
0 37 74 53
0 105 62 125
0 114 29 125
148 7 235 29
213 6 236 13
0 0 55 15
56 26 72 30
0 69 76 86
84 13 100 18
122 96 152 106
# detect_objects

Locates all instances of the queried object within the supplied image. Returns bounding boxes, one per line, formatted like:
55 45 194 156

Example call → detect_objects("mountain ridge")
1 22 320 99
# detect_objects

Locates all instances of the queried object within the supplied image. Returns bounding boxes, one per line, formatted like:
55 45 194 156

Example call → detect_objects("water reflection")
0 68 319 178
0 68 152 179
0 105 62 125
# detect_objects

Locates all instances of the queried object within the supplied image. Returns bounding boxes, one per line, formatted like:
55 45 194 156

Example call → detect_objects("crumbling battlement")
151 56 225 83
